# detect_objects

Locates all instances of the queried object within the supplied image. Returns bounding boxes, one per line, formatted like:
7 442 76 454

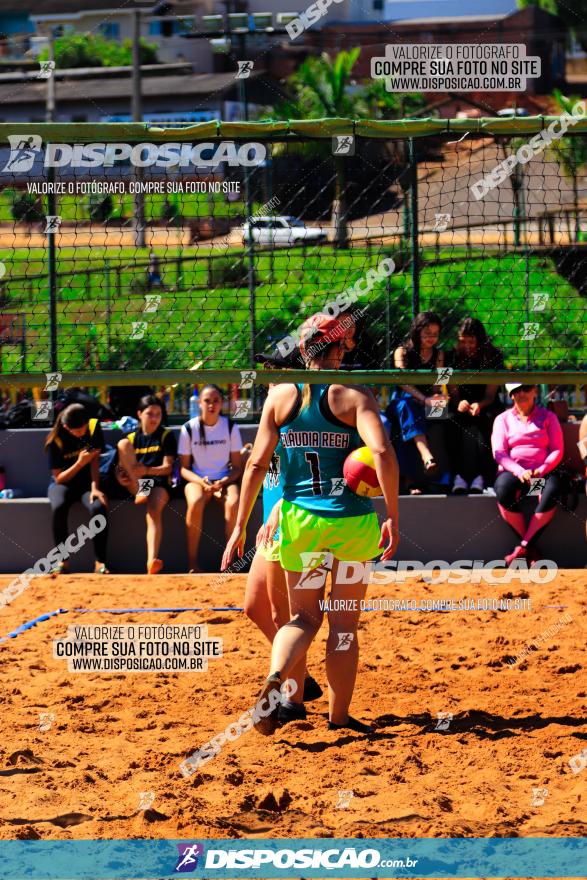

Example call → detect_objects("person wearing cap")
491 384 564 566
222 313 399 737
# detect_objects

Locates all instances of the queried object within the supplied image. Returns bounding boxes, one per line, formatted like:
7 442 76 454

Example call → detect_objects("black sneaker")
277 701 307 727
303 675 323 702
252 673 282 736
328 716 373 735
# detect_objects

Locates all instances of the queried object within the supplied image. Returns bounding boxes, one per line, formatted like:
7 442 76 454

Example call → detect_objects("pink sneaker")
504 544 527 567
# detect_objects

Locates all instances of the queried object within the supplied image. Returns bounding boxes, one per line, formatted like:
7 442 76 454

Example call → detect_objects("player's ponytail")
300 384 312 411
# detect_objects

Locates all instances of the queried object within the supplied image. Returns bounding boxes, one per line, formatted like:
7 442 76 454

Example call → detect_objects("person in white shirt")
178 384 243 572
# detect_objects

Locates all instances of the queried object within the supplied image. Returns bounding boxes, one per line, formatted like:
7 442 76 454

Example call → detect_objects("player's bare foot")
148 558 164 575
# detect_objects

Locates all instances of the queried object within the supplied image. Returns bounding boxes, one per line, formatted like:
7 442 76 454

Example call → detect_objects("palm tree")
268 48 364 248
548 89 587 242
265 49 426 248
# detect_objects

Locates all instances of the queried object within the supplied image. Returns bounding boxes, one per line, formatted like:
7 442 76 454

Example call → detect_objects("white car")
242 216 328 247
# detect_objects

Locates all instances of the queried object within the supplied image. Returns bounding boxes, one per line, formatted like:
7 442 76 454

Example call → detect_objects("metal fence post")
47 160 58 372
408 138 420 317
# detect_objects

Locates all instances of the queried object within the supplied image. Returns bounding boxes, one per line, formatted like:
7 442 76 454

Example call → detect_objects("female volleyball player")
45 403 109 574
116 394 177 574
223 313 400 735
491 383 564 566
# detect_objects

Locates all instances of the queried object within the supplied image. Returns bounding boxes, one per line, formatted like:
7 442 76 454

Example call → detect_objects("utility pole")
45 32 56 122
132 9 146 248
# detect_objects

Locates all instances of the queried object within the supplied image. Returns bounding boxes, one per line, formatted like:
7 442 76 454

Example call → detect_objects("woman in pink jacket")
491 383 564 566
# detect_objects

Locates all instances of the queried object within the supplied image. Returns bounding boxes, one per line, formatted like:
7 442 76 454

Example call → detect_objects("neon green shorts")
279 500 381 572
256 539 281 563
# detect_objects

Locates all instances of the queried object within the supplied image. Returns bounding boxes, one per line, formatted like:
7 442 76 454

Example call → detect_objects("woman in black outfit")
386 311 447 493
446 317 504 494
45 403 109 574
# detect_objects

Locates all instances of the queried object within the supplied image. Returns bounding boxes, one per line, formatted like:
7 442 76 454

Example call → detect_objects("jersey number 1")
304 451 322 495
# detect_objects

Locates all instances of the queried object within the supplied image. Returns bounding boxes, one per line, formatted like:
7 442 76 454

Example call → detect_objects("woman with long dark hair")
387 310 446 493
446 317 504 494
45 403 109 574
116 394 177 574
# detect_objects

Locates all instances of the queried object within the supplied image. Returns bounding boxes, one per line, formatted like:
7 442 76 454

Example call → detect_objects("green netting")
0 120 585 383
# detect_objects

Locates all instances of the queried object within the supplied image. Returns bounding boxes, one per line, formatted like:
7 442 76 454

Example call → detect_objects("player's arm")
215 450 243 489
354 389 400 560
222 392 280 568
140 455 174 478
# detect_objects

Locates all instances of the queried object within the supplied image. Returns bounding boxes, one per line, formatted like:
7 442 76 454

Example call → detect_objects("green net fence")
0 118 585 384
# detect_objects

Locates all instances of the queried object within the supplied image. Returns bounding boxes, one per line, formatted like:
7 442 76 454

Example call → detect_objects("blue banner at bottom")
0 838 585 878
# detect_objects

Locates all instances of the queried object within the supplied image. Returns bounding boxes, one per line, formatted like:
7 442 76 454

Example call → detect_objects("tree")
5 188 41 223
266 49 425 248
519 0 587 52
39 33 158 68
547 89 587 241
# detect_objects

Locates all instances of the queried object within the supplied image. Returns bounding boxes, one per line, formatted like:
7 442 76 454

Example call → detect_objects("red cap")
299 313 354 360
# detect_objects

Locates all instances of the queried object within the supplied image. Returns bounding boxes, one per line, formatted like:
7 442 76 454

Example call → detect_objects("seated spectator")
446 317 504 494
116 394 177 575
179 384 243 573
386 311 446 494
491 383 564 567
45 403 109 574
580 414 587 542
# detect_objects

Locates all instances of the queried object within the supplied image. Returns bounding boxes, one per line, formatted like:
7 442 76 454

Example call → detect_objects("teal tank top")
262 441 285 536
278 384 373 518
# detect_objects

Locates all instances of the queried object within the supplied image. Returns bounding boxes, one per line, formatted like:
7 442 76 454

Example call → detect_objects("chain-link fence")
0 119 585 380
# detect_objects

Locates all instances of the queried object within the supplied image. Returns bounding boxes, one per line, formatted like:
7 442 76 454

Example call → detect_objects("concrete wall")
0 428 584 573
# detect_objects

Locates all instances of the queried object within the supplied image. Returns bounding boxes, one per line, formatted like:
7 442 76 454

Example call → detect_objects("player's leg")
184 481 209 573
244 547 277 642
324 510 380 731
80 490 109 573
117 438 140 496
252 571 325 734
145 485 169 574
325 557 369 727
48 482 74 574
